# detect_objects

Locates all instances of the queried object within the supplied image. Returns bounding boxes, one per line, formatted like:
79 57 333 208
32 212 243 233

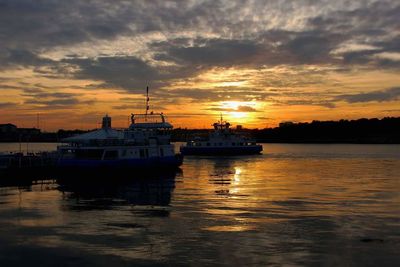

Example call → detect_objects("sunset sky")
0 0 399 130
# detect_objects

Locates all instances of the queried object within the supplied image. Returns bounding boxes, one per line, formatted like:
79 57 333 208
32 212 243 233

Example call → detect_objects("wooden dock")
0 152 58 170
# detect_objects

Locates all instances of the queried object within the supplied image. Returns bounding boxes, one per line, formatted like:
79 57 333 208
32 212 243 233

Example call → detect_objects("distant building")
236 125 243 130
0 124 41 141
0 123 17 133
279 121 294 128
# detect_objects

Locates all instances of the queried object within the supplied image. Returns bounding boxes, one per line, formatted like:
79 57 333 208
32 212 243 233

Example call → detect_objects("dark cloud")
307 1 400 68
207 105 259 113
154 38 265 67
273 99 336 108
156 88 275 103
152 32 342 70
0 49 53 69
112 104 151 110
336 87 400 103
0 102 17 108
22 91 94 109
0 0 400 107
23 98 96 110
22 91 81 99
63 56 176 91
285 33 342 64
25 98 81 106
0 84 22 90
237 105 258 112
0 0 136 50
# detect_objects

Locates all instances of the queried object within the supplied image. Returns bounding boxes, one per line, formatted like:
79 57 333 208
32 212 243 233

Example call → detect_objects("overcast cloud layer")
0 0 399 128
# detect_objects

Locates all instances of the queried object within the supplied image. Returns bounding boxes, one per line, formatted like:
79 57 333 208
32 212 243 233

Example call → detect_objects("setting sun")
217 101 260 124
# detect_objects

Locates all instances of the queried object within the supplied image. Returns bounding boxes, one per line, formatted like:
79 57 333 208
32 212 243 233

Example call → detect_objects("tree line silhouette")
1 117 399 144
253 117 400 143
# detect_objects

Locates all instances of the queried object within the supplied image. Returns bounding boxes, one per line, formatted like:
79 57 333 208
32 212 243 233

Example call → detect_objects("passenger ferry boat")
180 116 263 155
57 88 183 170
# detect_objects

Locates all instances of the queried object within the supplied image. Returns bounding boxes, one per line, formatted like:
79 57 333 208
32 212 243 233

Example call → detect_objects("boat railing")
130 113 167 124
58 138 126 148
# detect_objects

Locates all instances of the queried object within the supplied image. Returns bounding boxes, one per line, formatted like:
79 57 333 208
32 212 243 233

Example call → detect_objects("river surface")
0 143 399 266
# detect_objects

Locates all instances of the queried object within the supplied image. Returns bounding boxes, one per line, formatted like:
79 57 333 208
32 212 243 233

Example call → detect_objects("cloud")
0 102 18 108
285 33 343 64
22 91 80 99
207 105 259 113
154 38 265 67
272 99 336 108
156 88 274 103
0 0 136 51
63 56 175 91
0 49 54 69
25 98 81 106
112 104 151 110
1 0 400 125
22 91 95 109
308 1 400 68
237 105 258 112
336 87 400 103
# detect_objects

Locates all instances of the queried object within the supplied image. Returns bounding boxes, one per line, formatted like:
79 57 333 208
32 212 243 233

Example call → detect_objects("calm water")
0 143 399 266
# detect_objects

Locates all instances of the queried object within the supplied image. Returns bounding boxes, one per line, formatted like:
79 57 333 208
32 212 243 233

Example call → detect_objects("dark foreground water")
0 143 399 266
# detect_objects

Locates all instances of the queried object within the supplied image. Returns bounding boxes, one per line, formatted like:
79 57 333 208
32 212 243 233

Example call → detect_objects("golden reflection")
176 146 400 236
203 225 256 232
233 167 242 182
230 167 242 195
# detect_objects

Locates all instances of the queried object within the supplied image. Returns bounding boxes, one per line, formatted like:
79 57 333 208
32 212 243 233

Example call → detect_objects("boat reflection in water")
56 169 180 212
0 144 399 266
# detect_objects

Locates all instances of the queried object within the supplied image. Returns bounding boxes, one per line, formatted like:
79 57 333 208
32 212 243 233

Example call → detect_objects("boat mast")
145 86 149 121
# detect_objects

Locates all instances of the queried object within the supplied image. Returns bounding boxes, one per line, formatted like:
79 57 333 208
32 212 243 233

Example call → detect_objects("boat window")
232 142 235 146
219 142 222 146
139 149 145 158
104 150 118 160
122 150 127 156
206 143 210 146
160 148 164 156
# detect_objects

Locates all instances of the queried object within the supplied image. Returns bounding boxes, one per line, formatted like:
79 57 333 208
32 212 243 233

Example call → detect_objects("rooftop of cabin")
129 113 173 129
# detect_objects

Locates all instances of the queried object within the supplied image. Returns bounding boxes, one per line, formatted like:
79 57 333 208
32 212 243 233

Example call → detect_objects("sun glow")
230 112 246 119
218 101 259 123
221 101 242 110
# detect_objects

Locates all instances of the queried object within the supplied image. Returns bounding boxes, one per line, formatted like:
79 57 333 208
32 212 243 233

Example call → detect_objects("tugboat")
57 87 183 171
180 115 263 155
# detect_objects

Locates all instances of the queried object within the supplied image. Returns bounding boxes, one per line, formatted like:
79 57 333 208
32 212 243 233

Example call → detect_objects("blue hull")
58 155 183 169
180 145 263 155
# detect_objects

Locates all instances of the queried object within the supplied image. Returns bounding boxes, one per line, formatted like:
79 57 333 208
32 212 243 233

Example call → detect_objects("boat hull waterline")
181 145 262 155
58 154 183 169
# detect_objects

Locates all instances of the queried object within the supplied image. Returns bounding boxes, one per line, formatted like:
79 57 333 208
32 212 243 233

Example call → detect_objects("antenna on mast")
36 113 39 129
145 86 149 121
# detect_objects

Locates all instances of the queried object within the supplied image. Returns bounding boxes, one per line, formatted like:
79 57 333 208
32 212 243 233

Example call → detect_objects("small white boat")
180 116 263 155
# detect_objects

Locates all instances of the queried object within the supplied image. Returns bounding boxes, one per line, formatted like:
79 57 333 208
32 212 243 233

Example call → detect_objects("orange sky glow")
1 1 399 131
